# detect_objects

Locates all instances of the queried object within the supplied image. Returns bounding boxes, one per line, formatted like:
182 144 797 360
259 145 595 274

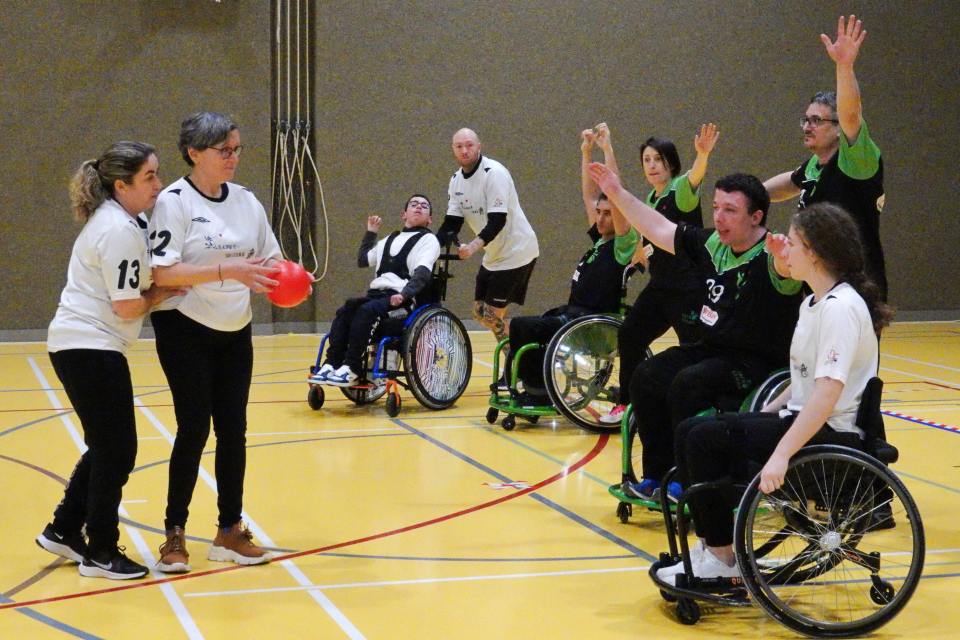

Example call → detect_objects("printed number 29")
117 259 140 289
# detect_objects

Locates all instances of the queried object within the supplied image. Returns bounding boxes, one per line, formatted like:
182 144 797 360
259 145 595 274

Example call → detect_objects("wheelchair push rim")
403 307 472 410
543 314 622 433
734 445 925 637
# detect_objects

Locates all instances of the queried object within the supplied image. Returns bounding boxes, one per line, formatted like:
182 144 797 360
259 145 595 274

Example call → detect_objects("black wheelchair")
487 265 650 433
307 242 472 417
649 377 925 637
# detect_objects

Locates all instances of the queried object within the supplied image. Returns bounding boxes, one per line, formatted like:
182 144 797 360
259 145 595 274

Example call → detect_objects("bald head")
452 128 482 170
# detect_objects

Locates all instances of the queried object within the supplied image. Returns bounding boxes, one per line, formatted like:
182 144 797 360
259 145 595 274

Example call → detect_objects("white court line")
473 357 493 370
27 357 204 640
134 398 365 639
184 565 649 599
880 365 960 389
884 353 960 374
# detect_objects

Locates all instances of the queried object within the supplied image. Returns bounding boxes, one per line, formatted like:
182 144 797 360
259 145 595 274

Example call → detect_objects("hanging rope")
271 0 329 281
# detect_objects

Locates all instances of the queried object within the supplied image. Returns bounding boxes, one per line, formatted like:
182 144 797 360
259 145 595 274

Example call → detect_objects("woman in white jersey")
657 202 893 584
149 112 283 573
36 141 181 580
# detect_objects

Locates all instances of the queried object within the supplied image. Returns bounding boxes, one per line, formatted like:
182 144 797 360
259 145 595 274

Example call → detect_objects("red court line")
0 433 609 612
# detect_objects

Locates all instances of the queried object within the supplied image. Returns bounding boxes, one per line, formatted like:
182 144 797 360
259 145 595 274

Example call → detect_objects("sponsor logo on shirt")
192 216 211 223
699 305 719 326
493 197 504 208
825 349 839 365
800 363 809 378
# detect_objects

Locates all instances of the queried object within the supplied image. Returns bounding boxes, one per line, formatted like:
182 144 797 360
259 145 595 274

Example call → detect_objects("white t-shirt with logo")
786 282 878 436
149 177 282 332
366 229 441 293
47 199 153 354
446 155 539 271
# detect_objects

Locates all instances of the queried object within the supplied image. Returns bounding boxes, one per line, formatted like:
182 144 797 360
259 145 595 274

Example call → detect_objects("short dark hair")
809 91 838 118
714 173 770 226
405 193 432 212
178 112 238 166
639 137 681 177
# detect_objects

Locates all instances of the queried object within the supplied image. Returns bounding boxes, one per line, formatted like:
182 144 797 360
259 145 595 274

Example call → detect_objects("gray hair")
68 141 156 222
809 91 838 118
178 111 238 166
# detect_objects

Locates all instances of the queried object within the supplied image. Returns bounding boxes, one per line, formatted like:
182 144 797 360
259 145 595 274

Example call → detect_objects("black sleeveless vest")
376 229 431 280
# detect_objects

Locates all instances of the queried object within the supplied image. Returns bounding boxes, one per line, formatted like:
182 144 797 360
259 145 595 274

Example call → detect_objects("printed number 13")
117 259 140 289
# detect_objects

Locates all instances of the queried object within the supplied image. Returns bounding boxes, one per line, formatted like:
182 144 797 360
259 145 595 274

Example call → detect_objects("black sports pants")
49 348 138 555
152 310 253 531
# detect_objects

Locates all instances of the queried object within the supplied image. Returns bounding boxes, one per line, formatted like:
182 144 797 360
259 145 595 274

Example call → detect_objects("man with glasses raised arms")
764 15 887 299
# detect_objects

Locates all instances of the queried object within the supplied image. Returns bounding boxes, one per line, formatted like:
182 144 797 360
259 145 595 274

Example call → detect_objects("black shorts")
475 258 537 308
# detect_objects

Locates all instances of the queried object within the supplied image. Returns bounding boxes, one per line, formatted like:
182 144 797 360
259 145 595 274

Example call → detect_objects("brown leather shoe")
208 522 271 565
156 526 190 573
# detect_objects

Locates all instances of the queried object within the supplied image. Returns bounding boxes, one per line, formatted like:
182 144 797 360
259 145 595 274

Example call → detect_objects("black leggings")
506 309 581 393
49 349 137 555
628 343 774 481
675 412 863 547
617 285 701 394
152 310 253 530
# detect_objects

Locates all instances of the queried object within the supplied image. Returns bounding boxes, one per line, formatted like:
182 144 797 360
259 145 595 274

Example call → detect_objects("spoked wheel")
735 445 925 637
403 307 472 410
340 382 387 405
543 315 623 432
741 368 790 412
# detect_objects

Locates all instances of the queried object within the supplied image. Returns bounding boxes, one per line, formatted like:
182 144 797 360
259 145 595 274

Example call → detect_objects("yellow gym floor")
0 323 957 639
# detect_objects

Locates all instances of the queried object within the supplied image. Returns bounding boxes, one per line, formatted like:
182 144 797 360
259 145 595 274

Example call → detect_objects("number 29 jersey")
48 198 153 354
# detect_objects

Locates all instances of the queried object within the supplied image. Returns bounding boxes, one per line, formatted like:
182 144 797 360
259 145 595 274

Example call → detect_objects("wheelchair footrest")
608 484 689 514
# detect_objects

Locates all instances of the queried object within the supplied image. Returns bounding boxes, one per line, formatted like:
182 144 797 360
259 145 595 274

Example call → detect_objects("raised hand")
581 129 596 153
594 122 612 150
367 215 382 232
821 14 866 66
694 122 719 156
587 161 622 194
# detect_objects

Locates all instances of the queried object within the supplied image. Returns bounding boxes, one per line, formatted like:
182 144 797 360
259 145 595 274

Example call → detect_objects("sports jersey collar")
705 231 765 274
461 154 483 179
184 176 230 203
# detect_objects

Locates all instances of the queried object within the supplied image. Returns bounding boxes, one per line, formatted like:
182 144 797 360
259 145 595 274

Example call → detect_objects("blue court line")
319 552 635 562
0 594 102 639
390 417 656 562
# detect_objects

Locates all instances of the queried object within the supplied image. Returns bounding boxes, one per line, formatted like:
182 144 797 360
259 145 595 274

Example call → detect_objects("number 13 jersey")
48 199 153 353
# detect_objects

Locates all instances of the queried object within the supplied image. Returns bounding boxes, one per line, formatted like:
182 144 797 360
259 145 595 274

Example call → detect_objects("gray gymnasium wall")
1 1 957 339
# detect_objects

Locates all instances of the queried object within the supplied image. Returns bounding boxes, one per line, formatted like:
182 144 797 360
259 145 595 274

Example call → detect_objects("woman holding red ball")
148 111 298 573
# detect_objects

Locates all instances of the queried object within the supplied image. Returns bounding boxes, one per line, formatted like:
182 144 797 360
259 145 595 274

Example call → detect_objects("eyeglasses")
208 145 244 158
800 116 839 128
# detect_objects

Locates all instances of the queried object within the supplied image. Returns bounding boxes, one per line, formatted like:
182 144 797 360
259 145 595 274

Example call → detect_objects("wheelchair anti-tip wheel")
734 445 924 638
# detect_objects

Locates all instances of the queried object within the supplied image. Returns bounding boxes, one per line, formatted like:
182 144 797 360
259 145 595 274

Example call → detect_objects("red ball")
267 260 312 308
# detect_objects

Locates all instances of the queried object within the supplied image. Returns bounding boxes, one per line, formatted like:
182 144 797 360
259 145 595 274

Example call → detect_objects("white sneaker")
654 540 706 583
656 544 738 585
309 363 335 383
326 365 358 386
599 404 627 425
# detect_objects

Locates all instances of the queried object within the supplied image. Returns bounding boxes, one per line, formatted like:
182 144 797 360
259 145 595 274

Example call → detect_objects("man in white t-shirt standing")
437 128 539 371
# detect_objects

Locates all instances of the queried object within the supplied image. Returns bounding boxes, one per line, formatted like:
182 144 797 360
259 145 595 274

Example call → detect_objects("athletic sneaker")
309 363 335 384
869 502 896 531
599 404 627 425
656 544 739 586
208 522 272 566
655 540 707 583
622 478 660 501
36 523 87 563
79 546 148 580
325 365 358 386
156 526 191 573
515 391 549 408
652 481 683 504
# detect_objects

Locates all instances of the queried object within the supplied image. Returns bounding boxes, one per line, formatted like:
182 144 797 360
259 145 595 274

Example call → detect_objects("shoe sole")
207 546 272 565
325 379 357 387
156 560 191 573
78 564 147 580
36 535 84 563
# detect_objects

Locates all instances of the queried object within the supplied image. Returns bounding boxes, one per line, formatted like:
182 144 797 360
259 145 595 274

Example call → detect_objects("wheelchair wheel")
339 346 392 405
542 315 622 433
403 307 472 410
307 384 324 410
734 445 924 637
741 368 790 413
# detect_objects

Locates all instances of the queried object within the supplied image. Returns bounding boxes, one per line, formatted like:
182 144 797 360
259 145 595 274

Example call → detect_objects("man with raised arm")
764 15 887 298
